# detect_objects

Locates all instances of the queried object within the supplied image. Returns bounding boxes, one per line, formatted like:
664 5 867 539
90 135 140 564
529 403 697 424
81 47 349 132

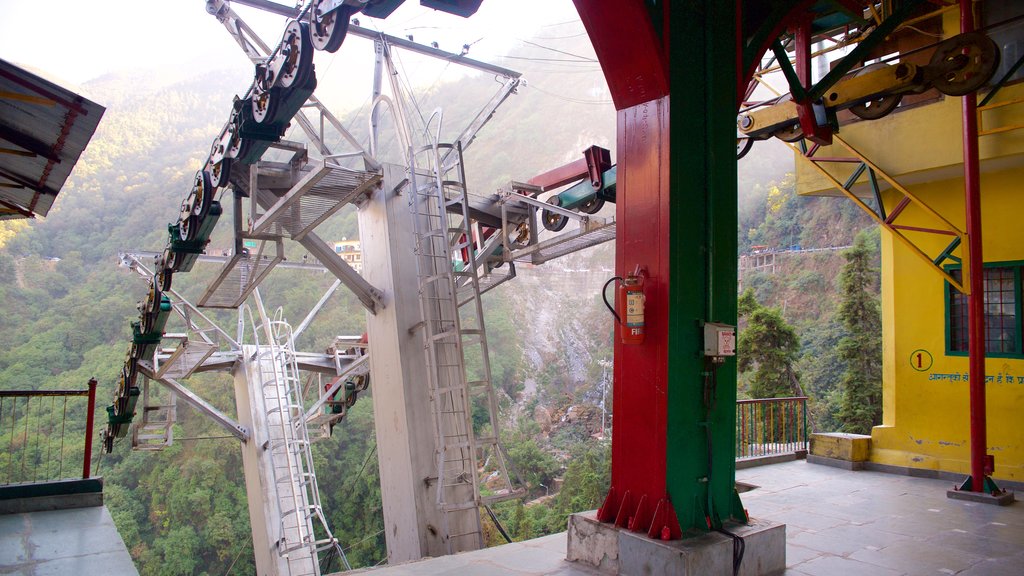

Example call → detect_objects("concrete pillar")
358 164 481 562
233 346 318 576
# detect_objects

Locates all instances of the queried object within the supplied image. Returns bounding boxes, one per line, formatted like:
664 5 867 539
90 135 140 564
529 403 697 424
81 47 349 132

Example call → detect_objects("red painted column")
84 378 98 479
572 0 675 535
598 96 675 535
960 0 987 493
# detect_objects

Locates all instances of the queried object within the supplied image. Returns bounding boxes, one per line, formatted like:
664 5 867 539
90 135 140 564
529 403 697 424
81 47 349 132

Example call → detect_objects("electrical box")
703 322 736 357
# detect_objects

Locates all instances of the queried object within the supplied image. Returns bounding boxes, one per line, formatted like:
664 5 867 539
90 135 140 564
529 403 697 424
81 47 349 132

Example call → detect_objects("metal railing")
0 379 98 484
736 396 808 460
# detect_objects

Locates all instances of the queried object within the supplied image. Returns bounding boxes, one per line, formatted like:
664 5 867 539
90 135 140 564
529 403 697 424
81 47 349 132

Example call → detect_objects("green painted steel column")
666 1 746 531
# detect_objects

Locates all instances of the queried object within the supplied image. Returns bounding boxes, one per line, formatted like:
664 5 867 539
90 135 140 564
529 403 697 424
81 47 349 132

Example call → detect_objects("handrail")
736 396 808 460
0 379 98 484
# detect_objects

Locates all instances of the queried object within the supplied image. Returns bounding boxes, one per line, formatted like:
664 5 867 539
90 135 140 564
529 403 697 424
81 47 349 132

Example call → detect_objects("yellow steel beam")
789 134 969 294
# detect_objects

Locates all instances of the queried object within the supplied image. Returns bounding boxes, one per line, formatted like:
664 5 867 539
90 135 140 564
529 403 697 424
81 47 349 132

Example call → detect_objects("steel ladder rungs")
442 440 473 450
440 502 479 513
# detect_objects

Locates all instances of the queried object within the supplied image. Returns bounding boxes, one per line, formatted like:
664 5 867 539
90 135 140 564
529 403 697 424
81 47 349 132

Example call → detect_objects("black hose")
714 526 746 576
602 276 623 324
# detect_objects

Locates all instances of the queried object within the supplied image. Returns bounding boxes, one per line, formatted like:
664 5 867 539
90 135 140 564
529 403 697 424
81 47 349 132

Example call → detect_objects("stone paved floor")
0 505 138 575
345 460 1022 575
739 461 1023 576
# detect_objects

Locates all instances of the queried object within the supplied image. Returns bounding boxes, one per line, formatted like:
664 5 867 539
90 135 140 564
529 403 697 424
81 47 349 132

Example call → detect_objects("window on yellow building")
947 265 1021 356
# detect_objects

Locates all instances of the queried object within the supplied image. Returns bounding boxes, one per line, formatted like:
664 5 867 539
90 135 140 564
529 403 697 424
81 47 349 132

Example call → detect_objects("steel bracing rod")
217 0 522 79
379 42 415 154
292 278 342 341
252 187 384 313
118 252 240 348
787 137 968 293
440 75 521 172
301 353 370 423
121 250 334 271
209 1 376 168
137 363 250 442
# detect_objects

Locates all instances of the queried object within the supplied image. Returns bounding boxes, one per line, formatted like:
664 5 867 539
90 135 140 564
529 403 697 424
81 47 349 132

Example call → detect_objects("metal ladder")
409 140 519 553
251 301 349 574
131 377 176 451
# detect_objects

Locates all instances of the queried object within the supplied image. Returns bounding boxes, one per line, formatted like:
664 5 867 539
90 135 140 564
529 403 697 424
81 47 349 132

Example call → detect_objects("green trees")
737 289 803 398
834 231 883 434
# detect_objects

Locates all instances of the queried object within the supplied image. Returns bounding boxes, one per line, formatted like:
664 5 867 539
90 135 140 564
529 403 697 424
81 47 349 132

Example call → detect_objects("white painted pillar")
358 164 481 562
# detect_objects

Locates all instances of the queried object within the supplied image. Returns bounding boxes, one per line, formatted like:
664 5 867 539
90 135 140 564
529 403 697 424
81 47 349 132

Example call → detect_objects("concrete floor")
347 461 1022 576
0 505 138 575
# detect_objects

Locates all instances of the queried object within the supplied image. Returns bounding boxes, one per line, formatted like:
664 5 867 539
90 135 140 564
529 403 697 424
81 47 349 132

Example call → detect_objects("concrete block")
946 488 1015 506
619 530 730 576
730 518 787 576
566 511 619 573
810 432 871 461
567 511 786 576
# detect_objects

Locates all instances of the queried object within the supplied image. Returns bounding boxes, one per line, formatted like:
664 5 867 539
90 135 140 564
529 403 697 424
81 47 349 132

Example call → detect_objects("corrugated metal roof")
0 58 105 220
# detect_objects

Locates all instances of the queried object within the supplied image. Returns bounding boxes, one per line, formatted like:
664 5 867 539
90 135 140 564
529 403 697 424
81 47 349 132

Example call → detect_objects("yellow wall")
792 15 1024 481
872 167 1024 482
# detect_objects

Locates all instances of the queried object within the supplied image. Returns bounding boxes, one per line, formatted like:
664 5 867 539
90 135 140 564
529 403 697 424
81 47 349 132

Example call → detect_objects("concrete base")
0 478 103 515
807 454 866 471
567 511 786 576
946 488 1016 506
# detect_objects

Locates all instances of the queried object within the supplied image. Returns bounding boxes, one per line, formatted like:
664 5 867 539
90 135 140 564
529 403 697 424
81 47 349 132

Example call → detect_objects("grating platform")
513 221 616 265
154 339 217 380
197 239 284 309
457 263 516 306
251 162 382 240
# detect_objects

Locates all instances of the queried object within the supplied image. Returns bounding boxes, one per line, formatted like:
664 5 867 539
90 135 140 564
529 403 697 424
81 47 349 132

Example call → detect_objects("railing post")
83 378 97 479
801 398 808 452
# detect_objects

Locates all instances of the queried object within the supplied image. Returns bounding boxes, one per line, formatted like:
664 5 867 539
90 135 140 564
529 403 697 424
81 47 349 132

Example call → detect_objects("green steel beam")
667 1 745 532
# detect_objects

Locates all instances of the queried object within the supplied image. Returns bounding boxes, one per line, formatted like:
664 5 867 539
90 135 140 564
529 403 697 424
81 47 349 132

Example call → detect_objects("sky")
0 0 587 91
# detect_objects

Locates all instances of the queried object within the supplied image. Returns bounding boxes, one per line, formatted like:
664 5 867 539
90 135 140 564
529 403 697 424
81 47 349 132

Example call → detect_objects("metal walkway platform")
511 221 616 265
197 239 284 309
251 162 382 241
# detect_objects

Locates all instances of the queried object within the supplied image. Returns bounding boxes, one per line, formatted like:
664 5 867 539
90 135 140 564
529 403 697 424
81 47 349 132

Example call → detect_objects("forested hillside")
0 17 880 575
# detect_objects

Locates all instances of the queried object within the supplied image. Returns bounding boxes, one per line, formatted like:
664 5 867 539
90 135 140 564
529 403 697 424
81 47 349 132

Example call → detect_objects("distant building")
334 239 362 272
795 8 1024 485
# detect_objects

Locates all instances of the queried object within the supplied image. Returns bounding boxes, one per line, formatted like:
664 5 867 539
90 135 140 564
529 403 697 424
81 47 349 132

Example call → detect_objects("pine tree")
737 288 803 398
835 230 883 434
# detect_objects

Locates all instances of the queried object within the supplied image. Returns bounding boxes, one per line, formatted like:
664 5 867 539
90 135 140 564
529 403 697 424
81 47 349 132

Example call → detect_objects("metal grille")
253 164 382 240
198 244 283 309
519 221 617 265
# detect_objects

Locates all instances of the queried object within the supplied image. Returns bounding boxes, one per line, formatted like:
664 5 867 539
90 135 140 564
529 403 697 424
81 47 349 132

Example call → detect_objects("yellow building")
334 238 363 272
795 8 1024 483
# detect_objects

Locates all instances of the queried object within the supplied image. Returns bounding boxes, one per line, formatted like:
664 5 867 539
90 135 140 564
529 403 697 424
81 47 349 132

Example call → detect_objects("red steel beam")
572 0 668 110
961 0 987 493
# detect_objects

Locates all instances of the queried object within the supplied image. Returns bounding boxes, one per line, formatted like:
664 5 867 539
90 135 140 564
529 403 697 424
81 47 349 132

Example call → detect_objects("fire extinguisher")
603 271 645 344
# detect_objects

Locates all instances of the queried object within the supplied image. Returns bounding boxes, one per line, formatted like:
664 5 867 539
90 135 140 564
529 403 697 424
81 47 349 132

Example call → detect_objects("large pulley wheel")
275 20 315 90
541 196 569 232
737 136 754 159
849 63 903 120
578 195 605 215
140 283 161 334
208 157 232 189
506 221 531 249
929 32 1000 97
179 213 200 242
191 170 214 219
310 0 353 53
251 83 281 125
773 123 804 143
